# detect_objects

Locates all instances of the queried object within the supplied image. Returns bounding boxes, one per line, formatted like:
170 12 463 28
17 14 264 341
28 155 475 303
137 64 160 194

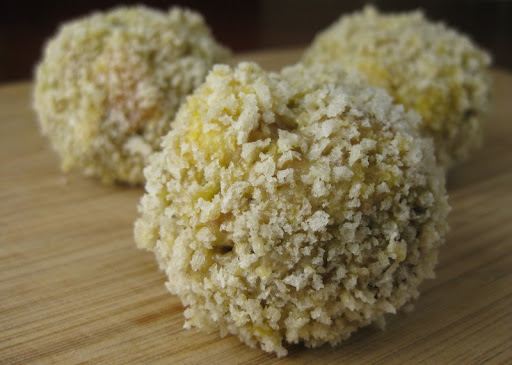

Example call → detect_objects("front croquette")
303 6 491 168
135 62 450 356
34 6 229 184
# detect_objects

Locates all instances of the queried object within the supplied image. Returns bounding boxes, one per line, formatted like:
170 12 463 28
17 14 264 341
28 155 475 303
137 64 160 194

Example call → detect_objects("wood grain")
1 48 511 364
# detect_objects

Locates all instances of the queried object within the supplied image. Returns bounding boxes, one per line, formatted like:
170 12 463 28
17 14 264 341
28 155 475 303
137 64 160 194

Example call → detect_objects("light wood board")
1 48 511 364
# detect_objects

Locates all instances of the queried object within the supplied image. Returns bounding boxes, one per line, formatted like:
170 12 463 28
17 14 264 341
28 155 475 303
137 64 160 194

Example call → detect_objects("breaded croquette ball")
303 6 491 168
34 6 229 184
134 62 450 356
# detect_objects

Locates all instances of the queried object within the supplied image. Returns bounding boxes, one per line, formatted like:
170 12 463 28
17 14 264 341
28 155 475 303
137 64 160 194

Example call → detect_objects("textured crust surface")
135 62 450 356
303 6 491 168
34 6 229 184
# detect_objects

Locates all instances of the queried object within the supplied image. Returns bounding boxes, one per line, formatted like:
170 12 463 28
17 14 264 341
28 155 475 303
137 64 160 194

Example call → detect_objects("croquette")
303 6 491 168
34 6 229 184
134 62 450 356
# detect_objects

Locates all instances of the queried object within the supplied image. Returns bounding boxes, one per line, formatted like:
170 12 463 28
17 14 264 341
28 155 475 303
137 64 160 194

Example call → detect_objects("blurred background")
0 0 511 83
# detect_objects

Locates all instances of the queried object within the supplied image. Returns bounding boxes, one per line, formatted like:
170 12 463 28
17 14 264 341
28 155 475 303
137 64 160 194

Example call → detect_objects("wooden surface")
1 48 511 364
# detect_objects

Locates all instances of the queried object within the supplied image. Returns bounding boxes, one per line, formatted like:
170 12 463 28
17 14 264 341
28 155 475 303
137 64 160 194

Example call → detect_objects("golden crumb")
303 6 492 168
135 62 450 356
34 6 229 184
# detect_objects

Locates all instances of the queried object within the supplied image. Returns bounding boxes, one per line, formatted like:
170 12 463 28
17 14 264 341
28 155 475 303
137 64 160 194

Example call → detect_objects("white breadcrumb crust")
135 62 450 356
34 6 230 184
303 6 492 168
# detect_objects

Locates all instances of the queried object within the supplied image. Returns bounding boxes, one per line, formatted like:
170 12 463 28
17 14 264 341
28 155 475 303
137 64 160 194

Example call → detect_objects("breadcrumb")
135 62 450 356
34 6 230 184
303 6 492 168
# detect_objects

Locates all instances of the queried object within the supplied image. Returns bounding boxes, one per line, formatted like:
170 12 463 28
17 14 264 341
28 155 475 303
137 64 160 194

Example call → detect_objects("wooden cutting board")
1 48 511 364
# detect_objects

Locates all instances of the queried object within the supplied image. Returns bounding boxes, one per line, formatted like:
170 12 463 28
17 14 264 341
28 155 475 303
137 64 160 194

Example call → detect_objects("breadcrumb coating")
34 6 229 184
135 62 450 356
303 6 491 168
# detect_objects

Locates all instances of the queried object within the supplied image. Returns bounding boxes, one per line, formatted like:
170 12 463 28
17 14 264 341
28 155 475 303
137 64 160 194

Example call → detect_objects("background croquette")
34 6 229 184
303 6 492 168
